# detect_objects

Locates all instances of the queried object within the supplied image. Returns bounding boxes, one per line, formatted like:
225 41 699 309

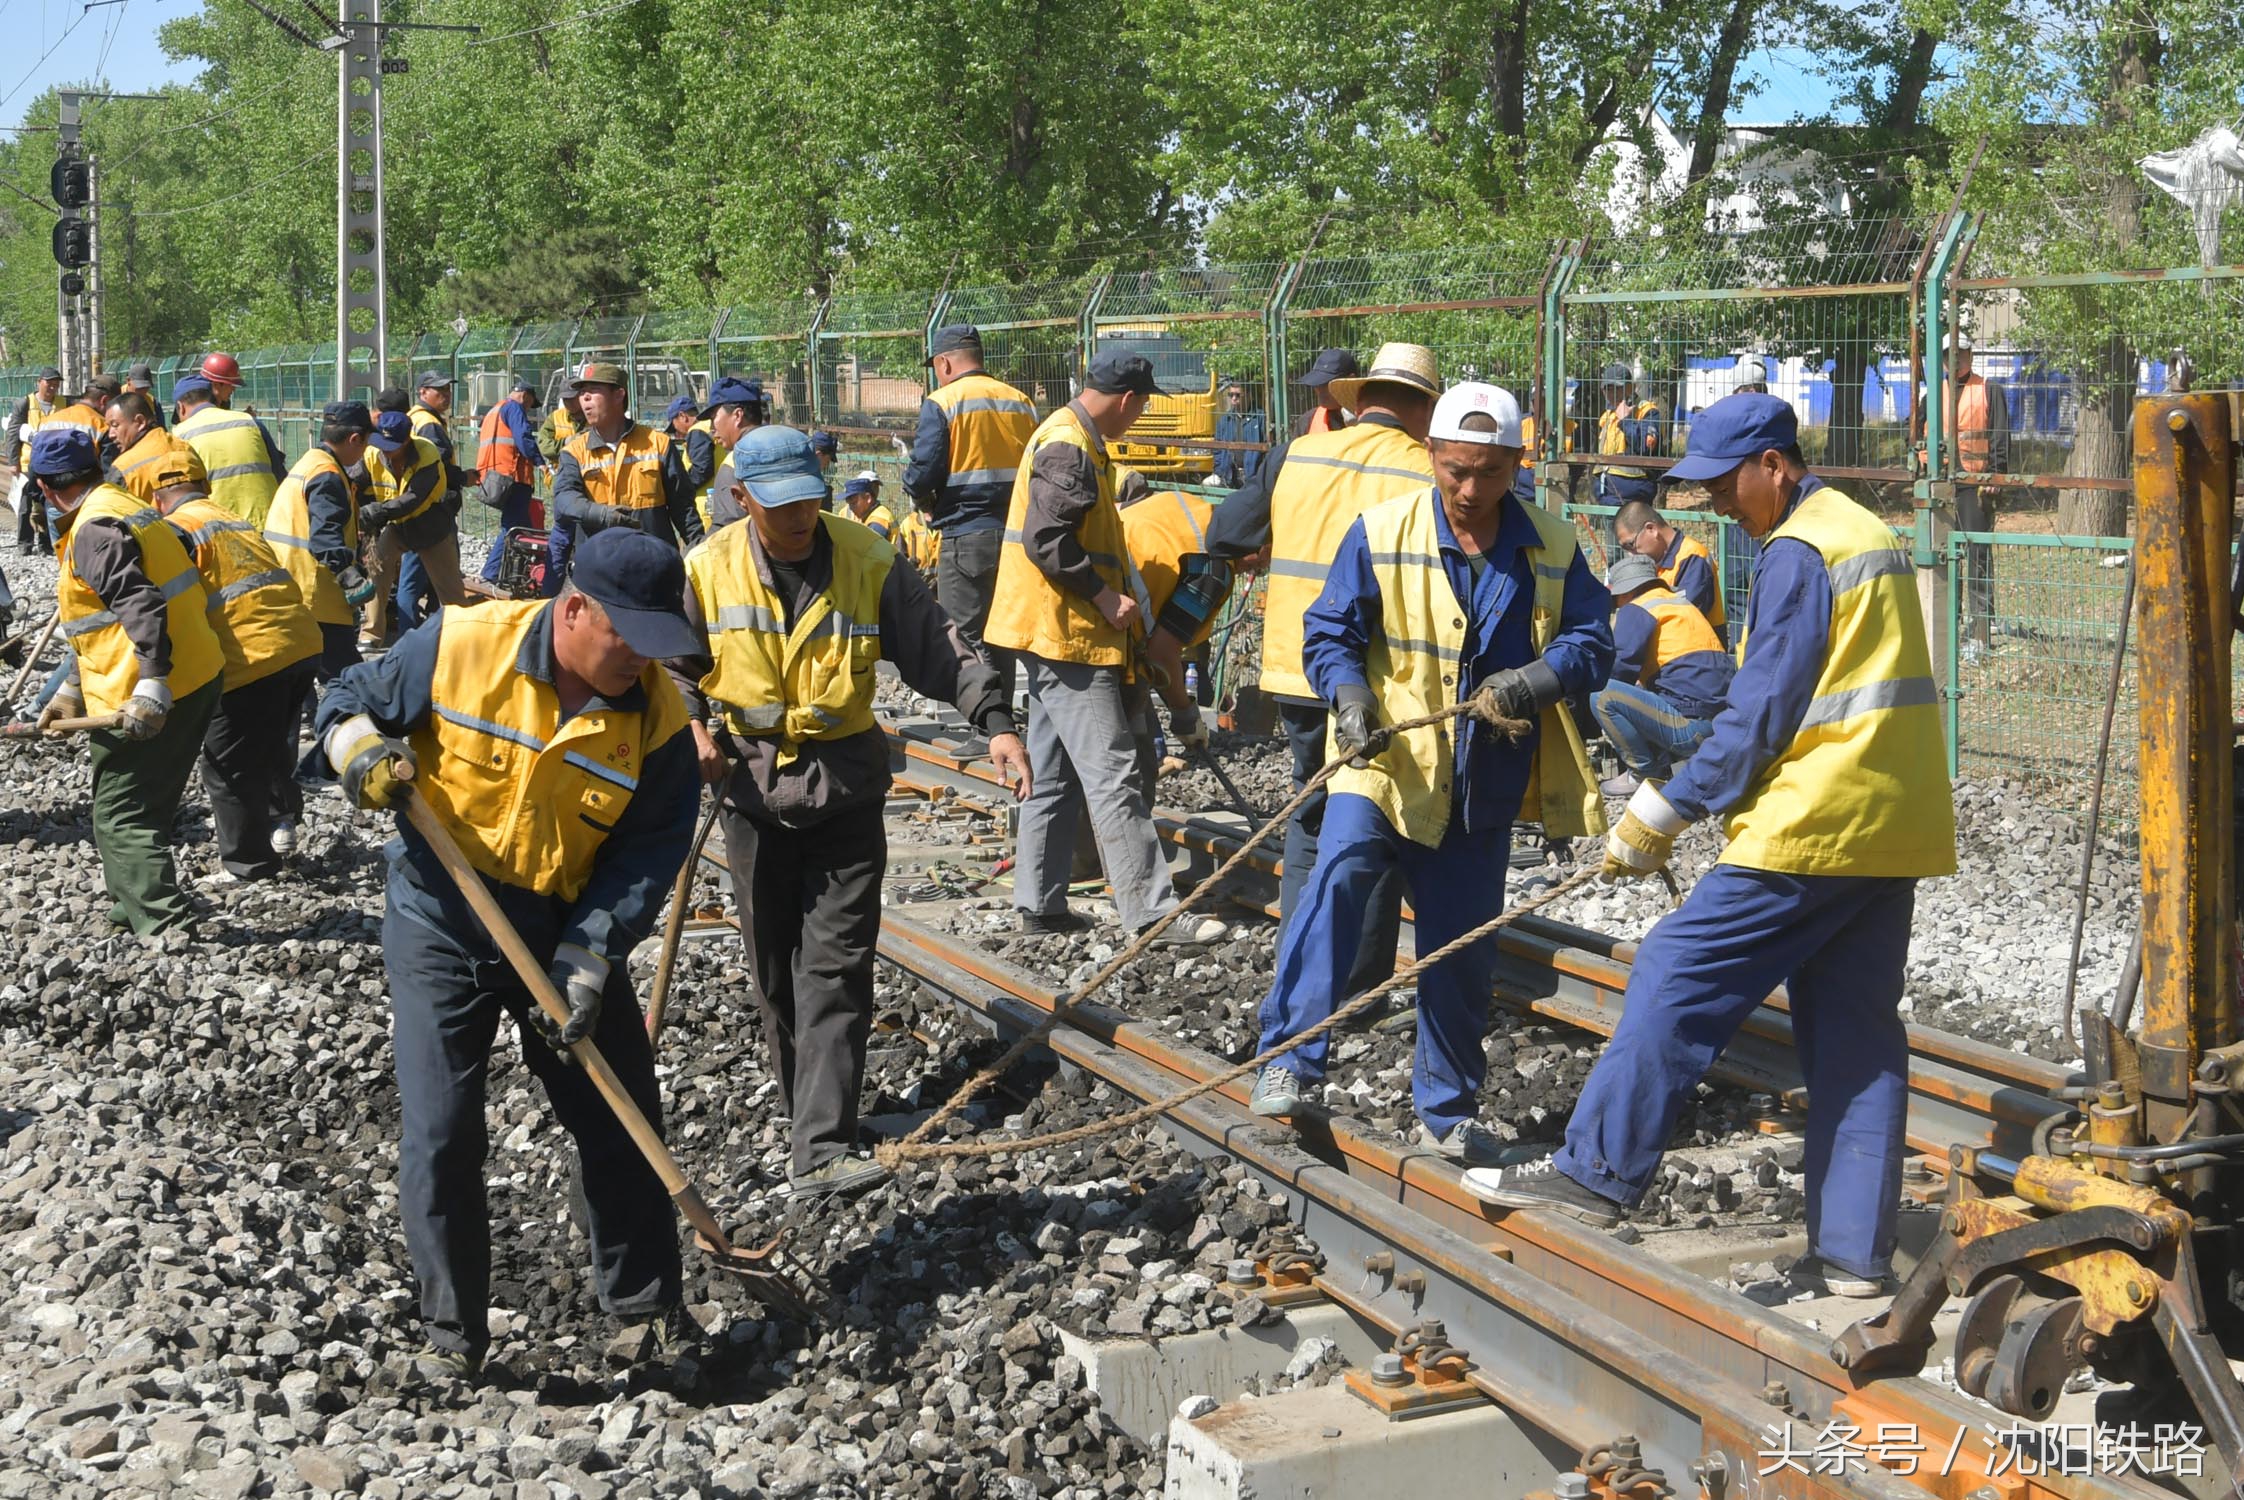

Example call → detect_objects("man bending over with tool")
666 426 1031 1199
1248 384 1612 1164
1116 467 1234 802
1588 553 1735 798
314 527 704 1381
1469 395 1955 1299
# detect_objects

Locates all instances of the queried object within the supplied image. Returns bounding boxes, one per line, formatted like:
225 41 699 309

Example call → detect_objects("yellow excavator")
1837 391 2243 1489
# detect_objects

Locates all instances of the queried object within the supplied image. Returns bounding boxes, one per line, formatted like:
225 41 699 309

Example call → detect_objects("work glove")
116 677 173 742
337 563 377 608
1332 684 1383 768
577 502 627 534
1475 660 1563 725
1602 781 1688 882
533 944 607 1063
1169 698 1209 751
327 713 417 811
36 680 86 732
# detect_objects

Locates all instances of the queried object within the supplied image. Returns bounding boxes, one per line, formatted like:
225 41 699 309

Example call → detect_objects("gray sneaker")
1144 914 1229 947
1785 1254 1890 1299
785 1153 887 1200
1460 1154 1624 1227
1248 1064 1302 1117
1411 1119 1505 1166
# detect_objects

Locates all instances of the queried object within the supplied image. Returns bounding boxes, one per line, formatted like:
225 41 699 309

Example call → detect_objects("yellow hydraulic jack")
1835 393 2244 1487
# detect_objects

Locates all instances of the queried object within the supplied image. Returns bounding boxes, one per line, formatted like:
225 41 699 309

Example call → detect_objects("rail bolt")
1369 1352 1410 1386
1554 1476 1593 1500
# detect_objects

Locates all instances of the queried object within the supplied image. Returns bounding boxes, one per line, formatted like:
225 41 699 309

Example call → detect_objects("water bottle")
1184 663 1202 702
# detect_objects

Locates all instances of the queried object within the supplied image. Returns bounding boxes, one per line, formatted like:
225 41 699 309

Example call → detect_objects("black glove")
533 946 606 1062
578 502 626 534
336 563 377 607
1476 660 1563 723
1333 685 1383 767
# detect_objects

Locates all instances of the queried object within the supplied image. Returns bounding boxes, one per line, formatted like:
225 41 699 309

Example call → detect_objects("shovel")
1 710 123 738
397 778 817 1318
1 613 60 707
645 793 724 1047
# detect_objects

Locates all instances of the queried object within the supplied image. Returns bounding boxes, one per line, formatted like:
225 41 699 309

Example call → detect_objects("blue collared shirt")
1303 491 1613 833
1660 476 1834 823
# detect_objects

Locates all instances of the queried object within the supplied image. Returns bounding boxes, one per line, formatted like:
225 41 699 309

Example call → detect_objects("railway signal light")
49 158 89 210
52 217 89 269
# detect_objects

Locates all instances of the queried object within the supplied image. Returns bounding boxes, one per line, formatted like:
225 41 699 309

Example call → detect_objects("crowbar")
645 792 724 1047
1 613 59 707
398 777 816 1318
0 711 123 738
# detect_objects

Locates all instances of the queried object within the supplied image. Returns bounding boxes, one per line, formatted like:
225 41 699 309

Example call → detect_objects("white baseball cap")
1428 382 1524 447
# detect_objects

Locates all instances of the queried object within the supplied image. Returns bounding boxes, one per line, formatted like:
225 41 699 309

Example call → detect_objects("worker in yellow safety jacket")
665 424 1029 1199
26 428 227 934
102 390 206 503
987 350 1229 949
12 365 62 553
892 507 940 582
840 471 894 538
1593 362 1662 505
1204 341 1442 1001
1247 381 1612 1168
1469 393 1956 1304
1116 470 1236 798
1587 551 1736 797
312 525 708 1382
173 373 288 527
266 401 380 691
551 362 699 567
363 409 468 645
145 450 321 879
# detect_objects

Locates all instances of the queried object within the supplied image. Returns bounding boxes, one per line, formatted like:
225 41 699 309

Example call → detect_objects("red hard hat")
201 352 243 388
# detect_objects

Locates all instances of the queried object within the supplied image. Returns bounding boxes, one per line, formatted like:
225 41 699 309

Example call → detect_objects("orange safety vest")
1948 375 1993 474
477 398 535 485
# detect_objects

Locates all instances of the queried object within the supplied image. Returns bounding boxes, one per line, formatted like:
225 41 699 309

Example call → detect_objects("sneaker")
1019 908 1093 936
198 867 246 889
607 1303 710 1370
784 1152 887 1200
412 1343 484 1384
1785 1254 1890 1299
270 820 298 856
1460 1155 1624 1227
1508 840 1548 871
1248 1064 1302 1118
1598 771 1641 798
1143 914 1228 947
1411 1119 1506 1166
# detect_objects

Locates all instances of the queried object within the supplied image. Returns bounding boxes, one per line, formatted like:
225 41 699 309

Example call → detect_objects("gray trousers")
936 526 1012 702
1014 655 1175 932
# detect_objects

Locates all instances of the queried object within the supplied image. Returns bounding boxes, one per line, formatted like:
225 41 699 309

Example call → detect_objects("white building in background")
1589 107 1852 237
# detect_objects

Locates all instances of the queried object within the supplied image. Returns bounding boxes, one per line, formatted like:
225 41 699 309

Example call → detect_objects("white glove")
1602 780 1688 881
117 677 173 741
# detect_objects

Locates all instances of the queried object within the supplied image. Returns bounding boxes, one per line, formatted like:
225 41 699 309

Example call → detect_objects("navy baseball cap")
731 425 828 508
1664 393 1798 484
809 430 837 456
415 369 453 390
322 400 374 435
664 394 698 424
926 324 982 363
706 375 763 409
369 410 413 454
34 365 61 381
842 474 879 500
28 427 97 478
569 528 700 659
1086 350 1167 397
511 378 538 396
1299 348 1360 387
172 373 214 403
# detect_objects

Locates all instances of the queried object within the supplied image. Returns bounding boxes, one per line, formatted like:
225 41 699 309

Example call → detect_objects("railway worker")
267 401 380 698
148 452 320 880
1117 469 1234 796
12 365 63 554
672 394 717 526
1614 499 1725 641
125 363 161 413
39 376 116 472
1468 394 1955 1299
537 384 584 466
1204 343 1442 1012
688 377 768 536
363 410 468 646
103 390 206 502
313 526 705 1380
552 362 701 570
809 429 838 474
174 373 288 527
903 323 1038 702
1593 363 1663 507
474 379 545 586
841 472 893 538
26 428 226 934
893 504 940 585
666 395 699 443
1248 382 1613 1164
985 351 1227 945
1293 348 1360 437
399 373 473 632
1590 553 1735 798
665 426 1031 1198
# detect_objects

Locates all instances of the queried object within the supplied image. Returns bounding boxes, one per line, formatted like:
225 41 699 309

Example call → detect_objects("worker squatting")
10 329 1953 1378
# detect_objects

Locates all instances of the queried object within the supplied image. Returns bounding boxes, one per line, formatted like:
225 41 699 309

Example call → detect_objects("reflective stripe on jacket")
369 435 444 525
266 448 358 627
176 406 283 526
170 496 321 691
59 484 224 712
985 404 1131 668
929 373 1037 503
111 430 204 503
563 423 672 513
476 399 535 485
1659 530 1725 631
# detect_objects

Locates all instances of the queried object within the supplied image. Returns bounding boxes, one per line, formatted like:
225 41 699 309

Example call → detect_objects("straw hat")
1328 342 1439 409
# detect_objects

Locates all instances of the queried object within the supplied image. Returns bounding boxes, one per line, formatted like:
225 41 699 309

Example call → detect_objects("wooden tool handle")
2 613 60 707
644 793 722 1046
398 783 734 1252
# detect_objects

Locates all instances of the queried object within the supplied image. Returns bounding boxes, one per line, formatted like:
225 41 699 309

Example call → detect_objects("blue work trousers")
1256 792 1510 1135
1555 865 1917 1278
1277 701 1405 997
479 482 536 585
1590 681 1716 780
383 887 680 1358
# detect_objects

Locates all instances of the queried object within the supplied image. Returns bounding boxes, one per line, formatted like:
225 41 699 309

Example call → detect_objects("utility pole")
86 157 103 373
328 0 388 401
51 92 93 392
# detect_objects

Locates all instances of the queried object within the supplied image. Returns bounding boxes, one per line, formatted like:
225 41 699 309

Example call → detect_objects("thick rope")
876 864 1606 1166
878 685 1537 1167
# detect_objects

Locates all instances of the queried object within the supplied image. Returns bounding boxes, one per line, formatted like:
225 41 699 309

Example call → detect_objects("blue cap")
705 375 763 410
568 528 700 659
511 378 537 396
730 425 828 508
927 324 982 363
369 409 414 453
842 475 879 500
1299 348 1360 387
1663 392 1797 483
809 430 838 456
322 400 374 435
664 394 698 425
172 372 214 403
1086 350 1167 397
28 427 97 479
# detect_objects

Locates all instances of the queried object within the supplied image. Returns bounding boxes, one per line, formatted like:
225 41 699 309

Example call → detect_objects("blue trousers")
1555 865 1917 1277
1590 681 1716 779
479 483 536 585
395 550 436 632
1256 792 1509 1134
1277 701 1404 997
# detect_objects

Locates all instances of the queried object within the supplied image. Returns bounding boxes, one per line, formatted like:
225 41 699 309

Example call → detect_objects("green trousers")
89 677 222 935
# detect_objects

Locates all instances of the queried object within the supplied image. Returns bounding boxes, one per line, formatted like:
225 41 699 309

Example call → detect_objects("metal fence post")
1540 238 1586 517
708 307 731 388
1265 258 1304 439
1917 212 1971 776
804 298 829 424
